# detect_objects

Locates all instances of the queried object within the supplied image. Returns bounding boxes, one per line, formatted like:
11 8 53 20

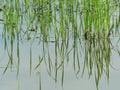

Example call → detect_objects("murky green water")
0 0 120 90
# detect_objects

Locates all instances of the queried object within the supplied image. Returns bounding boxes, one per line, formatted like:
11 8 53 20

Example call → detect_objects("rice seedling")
0 0 120 90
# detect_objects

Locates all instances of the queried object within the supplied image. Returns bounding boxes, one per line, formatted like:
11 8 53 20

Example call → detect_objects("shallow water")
0 36 120 90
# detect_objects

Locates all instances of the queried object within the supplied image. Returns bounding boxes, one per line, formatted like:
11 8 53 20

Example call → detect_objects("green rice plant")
80 0 114 39
1 0 22 75
0 0 120 90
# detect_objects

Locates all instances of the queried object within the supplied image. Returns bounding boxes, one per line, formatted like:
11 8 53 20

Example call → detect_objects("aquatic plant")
0 0 120 90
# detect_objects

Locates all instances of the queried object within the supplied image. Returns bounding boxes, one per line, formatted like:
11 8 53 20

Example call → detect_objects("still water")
0 35 120 90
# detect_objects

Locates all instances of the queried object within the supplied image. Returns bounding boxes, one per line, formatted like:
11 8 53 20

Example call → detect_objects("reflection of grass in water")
82 38 111 90
0 0 120 90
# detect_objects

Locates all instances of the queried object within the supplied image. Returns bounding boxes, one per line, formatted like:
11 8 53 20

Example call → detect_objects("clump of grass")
81 0 111 38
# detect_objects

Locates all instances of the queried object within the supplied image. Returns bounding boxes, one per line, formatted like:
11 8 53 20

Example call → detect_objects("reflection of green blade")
3 60 10 75
17 34 20 76
30 45 32 75
34 56 43 70
61 65 64 87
